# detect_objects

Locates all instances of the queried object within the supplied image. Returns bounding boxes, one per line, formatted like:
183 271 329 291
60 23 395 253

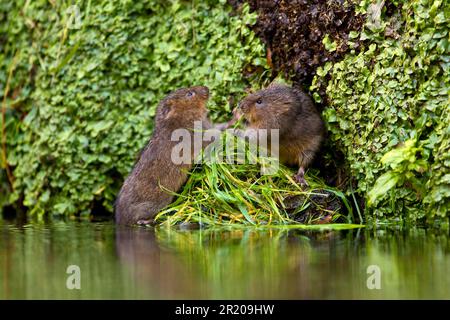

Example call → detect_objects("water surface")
0 219 449 299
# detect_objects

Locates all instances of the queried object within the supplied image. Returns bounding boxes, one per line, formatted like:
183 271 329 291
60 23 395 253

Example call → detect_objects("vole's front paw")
215 109 242 131
232 107 243 121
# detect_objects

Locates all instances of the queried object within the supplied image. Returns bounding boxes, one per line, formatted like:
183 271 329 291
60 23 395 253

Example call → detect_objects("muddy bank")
230 0 365 97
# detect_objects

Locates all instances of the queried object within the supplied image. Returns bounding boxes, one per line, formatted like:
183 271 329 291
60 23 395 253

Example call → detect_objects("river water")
0 219 449 299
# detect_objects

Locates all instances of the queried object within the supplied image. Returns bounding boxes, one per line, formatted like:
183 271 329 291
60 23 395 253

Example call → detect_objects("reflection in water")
0 219 449 299
115 227 204 299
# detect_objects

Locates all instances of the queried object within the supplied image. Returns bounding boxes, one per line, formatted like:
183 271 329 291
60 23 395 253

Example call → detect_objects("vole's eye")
186 91 195 98
256 98 263 105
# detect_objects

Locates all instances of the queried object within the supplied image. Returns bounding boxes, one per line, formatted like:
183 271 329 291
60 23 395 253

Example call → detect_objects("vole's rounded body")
115 86 211 225
238 84 324 185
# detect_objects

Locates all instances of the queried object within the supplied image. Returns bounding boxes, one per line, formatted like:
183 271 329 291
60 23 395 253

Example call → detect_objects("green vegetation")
0 0 269 217
312 0 449 223
1 0 448 225
155 132 358 227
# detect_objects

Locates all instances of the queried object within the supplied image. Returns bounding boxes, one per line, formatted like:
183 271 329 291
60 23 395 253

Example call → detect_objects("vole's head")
156 86 209 123
238 84 298 127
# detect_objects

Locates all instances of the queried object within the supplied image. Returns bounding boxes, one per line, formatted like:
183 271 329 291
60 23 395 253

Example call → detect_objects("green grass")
155 132 362 230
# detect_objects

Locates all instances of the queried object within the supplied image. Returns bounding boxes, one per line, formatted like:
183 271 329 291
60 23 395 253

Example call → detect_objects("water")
0 219 449 299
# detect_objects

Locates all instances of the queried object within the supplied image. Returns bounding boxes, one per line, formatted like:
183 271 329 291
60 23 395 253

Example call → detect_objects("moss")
2 1 448 225
227 0 449 224
0 0 270 217
311 0 449 223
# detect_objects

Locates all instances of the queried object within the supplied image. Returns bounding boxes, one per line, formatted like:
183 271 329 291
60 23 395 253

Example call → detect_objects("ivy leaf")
322 34 337 52
368 171 401 206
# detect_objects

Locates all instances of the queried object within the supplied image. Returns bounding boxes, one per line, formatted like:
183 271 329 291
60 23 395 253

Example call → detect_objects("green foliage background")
1 0 448 224
311 0 449 223
0 0 268 217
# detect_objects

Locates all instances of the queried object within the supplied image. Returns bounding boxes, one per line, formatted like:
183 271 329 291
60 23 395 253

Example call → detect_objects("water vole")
115 86 212 225
236 83 324 186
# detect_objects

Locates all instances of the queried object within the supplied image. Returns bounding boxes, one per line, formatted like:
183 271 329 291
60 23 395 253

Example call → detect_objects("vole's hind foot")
293 167 309 188
293 174 309 188
136 219 153 226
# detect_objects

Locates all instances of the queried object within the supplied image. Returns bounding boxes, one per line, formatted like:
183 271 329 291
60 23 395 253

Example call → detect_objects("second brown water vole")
235 83 324 186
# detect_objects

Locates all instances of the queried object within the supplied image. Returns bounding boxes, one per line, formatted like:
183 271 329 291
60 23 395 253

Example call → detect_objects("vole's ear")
267 76 291 88
267 81 287 90
159 101 176 120
267 81 279 88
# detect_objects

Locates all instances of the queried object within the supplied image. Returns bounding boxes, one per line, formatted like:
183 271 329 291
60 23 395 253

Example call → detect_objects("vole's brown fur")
115 86 212 225
237 83 324 186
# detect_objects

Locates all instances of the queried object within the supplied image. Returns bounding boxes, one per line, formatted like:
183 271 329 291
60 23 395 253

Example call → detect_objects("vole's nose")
197 86 209 98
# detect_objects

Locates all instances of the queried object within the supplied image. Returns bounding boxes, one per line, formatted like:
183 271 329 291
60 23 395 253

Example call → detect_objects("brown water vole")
235 83 324 186
115 86 212 225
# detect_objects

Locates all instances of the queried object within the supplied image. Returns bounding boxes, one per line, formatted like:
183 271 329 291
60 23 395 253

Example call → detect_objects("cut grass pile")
155 132 360 228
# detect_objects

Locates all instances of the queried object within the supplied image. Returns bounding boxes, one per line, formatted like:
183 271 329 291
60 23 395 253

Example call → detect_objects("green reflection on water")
0 220 449 299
